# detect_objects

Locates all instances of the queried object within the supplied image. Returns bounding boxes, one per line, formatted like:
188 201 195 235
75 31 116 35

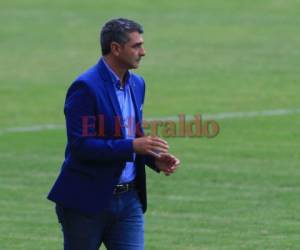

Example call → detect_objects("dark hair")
100 18 144 55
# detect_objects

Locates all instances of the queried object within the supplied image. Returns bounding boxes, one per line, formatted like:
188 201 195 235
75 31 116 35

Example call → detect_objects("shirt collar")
102 58 131 90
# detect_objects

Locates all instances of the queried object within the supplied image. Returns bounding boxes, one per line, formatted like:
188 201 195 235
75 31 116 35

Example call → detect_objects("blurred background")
0 0 299 249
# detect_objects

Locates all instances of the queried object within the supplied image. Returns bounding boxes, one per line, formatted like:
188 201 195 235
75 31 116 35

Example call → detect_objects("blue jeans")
55 189 144 250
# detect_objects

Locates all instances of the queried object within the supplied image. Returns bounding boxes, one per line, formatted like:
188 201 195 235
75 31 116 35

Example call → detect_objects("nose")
140 47 146 57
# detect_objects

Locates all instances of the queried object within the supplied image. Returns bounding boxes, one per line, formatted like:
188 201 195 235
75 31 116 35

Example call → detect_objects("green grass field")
1 0 300 249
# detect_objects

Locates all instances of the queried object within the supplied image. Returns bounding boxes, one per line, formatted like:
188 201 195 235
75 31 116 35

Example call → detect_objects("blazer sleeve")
64 81 134 163
144 155 160 173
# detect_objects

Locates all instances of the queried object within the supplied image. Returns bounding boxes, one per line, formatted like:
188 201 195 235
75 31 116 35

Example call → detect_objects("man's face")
117 31 146 69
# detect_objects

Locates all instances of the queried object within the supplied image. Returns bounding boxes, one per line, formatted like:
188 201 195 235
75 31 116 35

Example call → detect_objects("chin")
131 63 139 69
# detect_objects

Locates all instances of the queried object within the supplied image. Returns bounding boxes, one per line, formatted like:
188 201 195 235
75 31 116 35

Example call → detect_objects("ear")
110 42 121 56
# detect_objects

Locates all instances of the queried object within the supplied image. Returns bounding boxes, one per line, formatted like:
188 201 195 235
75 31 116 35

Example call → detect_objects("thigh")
103 191 144 250
55 204 105 250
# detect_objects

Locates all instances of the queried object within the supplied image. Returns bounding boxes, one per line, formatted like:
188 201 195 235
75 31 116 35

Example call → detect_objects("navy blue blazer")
47 58 157 214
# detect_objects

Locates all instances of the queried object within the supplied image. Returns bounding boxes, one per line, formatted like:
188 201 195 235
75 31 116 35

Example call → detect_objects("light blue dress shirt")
103 59 136 184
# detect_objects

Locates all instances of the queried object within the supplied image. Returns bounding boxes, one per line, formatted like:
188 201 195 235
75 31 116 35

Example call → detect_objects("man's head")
100 18 146 69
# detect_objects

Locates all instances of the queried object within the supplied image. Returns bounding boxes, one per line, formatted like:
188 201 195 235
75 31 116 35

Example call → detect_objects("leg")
103 190 144 250
55 204 105 250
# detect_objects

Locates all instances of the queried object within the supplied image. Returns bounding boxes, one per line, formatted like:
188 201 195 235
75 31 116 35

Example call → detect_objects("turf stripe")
1 107 300 135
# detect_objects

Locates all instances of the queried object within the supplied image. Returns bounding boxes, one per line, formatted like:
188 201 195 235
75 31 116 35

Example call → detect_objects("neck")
104 55 127 85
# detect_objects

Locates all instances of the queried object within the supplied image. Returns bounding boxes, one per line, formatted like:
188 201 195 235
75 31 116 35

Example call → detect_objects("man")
48 18 180 250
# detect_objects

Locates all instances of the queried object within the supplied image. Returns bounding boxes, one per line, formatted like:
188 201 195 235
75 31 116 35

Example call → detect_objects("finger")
164 168 175 175
174 158 180 166
151 137 169 148
162 153 177 161
150 146 168 154
163 154 180 166
151 137 169 147
169 155 178 163
170 166 178 172
157 153 172 162
167 164 179 172
166 166 176 172
168 158 176 165
159 156 176 167
164 165 176 172
158 152 174 160
167 155 177 165
150 141 169 150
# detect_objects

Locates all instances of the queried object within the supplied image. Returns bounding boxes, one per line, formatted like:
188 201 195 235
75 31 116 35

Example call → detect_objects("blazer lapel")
97 58 125 137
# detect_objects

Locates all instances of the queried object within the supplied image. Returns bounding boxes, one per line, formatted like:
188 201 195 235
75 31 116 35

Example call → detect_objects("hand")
155 153 180 176
133 136 169 157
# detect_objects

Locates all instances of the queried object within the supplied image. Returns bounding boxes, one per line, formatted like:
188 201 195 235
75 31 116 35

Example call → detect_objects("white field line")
150 107 300 121
0 124 65 134
0 108 300 135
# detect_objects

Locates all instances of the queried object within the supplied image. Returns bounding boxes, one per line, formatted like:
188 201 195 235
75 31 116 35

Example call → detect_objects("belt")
113 180 136 195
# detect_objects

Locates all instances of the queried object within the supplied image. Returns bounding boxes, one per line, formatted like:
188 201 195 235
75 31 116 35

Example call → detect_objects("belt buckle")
113 183 129 195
